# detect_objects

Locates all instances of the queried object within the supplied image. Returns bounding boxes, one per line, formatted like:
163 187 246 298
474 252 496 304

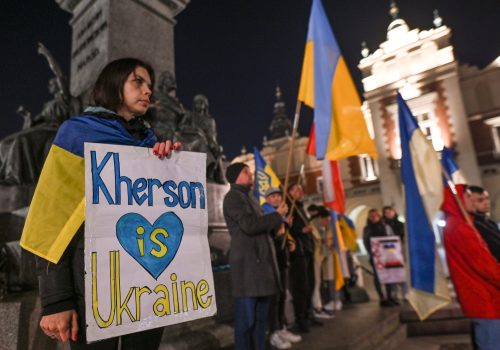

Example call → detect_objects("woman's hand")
153 141 182 159
40 309 79 342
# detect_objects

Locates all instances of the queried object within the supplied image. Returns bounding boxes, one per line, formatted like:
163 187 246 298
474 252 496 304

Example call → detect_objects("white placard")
84 143 216 342
371 236 406 284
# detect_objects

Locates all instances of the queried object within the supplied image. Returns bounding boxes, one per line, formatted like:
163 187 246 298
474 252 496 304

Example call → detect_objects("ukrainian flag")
20 114 157 264
253 147 281 204
298 0 377 161
399 94 451 320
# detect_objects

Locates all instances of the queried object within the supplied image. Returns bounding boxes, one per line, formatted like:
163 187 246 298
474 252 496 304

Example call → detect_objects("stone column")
55 0 189 98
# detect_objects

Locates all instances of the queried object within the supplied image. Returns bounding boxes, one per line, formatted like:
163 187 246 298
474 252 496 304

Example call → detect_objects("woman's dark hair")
91 58 155 112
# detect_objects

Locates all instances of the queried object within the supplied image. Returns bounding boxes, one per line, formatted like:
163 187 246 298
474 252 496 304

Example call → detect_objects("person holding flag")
440 147 500 349
261 187 302 349
223 163 288 350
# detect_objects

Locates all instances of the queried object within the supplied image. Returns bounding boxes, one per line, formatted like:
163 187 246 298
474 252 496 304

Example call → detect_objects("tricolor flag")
398 93 451 320
21 114 157 263
441 147 467 184
253 147 281 204
298 0 377 161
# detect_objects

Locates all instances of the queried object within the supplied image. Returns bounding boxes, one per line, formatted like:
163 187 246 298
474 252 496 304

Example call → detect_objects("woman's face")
117 66 152 120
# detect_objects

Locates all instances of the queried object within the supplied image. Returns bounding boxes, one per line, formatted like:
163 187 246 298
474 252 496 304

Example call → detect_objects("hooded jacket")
442 186 500 318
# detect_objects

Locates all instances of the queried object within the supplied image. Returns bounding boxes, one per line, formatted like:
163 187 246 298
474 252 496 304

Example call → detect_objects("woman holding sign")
21 58 180 349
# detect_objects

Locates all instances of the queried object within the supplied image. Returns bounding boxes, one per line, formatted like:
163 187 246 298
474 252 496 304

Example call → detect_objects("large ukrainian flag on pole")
298 0 377 161
20 114 157 264
398 94 451 320
253 147 281 204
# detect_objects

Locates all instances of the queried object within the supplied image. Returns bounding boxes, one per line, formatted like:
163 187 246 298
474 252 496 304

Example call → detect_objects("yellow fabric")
297 41 315 108
20 144 85 263
339 216 357 252
258 164 282 205
326 57 378 160
408 251 451 320
333 251 344 291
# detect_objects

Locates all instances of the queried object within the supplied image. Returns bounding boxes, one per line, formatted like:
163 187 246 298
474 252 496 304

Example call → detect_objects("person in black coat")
363 208 398 307
223 163 287 350
287 184 318 332
467 186 500 262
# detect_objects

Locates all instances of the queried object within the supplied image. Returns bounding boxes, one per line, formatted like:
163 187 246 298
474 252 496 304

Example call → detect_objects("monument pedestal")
56 0 189 97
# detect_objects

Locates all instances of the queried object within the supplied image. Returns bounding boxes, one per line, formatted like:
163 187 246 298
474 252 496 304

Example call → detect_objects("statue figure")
147 71 185 141
16 106 33 130
177 95 225 183
0 43 80 186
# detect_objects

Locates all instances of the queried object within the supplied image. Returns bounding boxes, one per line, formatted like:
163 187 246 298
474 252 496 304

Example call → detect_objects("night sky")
2 0 499 159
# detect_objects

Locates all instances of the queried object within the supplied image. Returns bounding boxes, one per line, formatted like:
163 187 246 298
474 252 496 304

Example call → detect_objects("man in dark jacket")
467 185 500 262
287 184 317 332
223 163 287 350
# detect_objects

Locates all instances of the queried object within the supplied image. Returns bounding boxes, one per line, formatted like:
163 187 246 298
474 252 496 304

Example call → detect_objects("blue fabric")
54 114 157 157
261 202 276 215
398 93 435 293
472 319 500 350
340 213 355 228
307 0 341 159
253 147 268 201
234 297 271 350
441 147 459 178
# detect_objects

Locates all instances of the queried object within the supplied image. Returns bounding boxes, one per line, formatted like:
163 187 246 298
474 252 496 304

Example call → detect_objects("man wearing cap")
262 187 301 349
223 163 288 350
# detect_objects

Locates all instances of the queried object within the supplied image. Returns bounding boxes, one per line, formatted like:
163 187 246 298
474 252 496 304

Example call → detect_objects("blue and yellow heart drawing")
116 212 184 279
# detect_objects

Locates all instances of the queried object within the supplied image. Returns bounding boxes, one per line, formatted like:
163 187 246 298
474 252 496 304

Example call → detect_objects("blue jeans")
472 318 500 350
234 296 272 350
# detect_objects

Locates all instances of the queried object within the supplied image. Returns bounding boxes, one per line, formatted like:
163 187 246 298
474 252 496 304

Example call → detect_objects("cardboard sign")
84 143 216 342
371 236 406 284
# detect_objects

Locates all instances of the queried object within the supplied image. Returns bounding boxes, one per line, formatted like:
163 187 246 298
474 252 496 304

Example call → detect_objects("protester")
382 206 408 301
21 58 180 349
466 186 500 262
362 209 398 307
287 184 321 332
223 164 288 350
442 185 500 350
310 206 336 318
262 187 302 349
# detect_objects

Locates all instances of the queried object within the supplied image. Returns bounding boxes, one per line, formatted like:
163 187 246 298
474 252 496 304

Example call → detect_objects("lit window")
484 116 500 156
416 112 444 151
316 176 324 194
359 154 378 182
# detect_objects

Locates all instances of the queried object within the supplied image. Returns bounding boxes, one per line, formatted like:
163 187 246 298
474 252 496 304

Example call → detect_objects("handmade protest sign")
84 143 215 342
370 236 406 284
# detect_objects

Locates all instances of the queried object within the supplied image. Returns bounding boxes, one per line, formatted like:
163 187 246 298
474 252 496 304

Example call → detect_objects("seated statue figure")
0 43 79 186
147 71 185 141
177 95 225 183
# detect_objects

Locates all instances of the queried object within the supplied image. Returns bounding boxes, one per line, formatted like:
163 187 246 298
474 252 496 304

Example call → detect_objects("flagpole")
282 100 302 201
440 165 472 226
280 163 307 250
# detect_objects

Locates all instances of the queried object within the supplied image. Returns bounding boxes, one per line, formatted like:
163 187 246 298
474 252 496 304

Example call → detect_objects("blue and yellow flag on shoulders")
298 0 377 161
253 147 281 204
20 111 157 263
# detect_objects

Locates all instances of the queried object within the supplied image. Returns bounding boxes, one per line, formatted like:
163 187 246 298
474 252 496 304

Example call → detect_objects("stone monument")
56 0 189 98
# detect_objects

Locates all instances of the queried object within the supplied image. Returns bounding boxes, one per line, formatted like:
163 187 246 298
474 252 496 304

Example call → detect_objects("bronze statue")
0 43 80 186
148 71 185 141
177 95 225 183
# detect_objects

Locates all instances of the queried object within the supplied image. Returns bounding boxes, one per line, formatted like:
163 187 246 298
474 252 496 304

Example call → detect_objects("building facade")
232 4 500 237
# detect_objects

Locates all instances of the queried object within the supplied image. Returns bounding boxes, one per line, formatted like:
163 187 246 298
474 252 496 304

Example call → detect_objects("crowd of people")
223 163 354 350
20 56 499 350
